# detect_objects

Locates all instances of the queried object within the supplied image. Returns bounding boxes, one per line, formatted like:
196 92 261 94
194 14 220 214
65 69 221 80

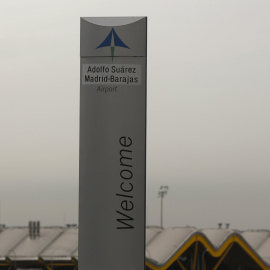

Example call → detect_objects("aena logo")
96 28 130 61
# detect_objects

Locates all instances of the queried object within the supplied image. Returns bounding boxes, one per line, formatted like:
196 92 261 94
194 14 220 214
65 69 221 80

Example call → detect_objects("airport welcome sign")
79 17 147 270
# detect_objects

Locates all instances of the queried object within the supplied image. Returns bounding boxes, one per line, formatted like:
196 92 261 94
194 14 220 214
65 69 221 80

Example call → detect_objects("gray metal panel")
40 227 78 261
257 236 270 264
82 17 145 26
10 228 63 260
79 57 146 270
145 227 196 265
0 228 28 258
80 17 147 57
71 248 78 260
241 230 270 250
200 229 233 248
146 226 162 245
79 17 147 270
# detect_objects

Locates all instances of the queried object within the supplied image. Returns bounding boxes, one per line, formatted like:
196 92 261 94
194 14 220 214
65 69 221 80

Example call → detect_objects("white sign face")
82 64 142 85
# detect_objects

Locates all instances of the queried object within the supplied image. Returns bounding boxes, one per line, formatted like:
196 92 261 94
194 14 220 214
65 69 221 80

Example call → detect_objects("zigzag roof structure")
146 226 270 270
0 225 270 269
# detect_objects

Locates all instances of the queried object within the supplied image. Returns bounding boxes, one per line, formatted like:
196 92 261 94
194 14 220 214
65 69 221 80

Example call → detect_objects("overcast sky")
1 0 270 230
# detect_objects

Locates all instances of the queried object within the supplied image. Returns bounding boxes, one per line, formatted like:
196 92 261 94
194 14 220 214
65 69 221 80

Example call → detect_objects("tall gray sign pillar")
79 17 147 270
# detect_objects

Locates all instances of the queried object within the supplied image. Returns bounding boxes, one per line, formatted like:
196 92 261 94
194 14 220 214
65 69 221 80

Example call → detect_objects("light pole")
158 185 168 228
9 249 16 270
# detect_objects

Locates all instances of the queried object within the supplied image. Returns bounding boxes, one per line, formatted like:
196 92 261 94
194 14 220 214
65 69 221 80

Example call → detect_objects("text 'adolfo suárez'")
82 64 141 85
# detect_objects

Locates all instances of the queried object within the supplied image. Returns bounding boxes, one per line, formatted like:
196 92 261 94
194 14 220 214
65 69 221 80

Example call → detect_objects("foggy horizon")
1 0 270 231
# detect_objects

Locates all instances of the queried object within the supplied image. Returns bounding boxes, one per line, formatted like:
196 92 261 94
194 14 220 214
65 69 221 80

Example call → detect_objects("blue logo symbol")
96 28 130 61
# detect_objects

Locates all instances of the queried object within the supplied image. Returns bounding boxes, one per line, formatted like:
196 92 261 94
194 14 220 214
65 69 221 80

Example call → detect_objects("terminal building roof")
0 224 78 263
1 224 270 269
146 226 270 269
